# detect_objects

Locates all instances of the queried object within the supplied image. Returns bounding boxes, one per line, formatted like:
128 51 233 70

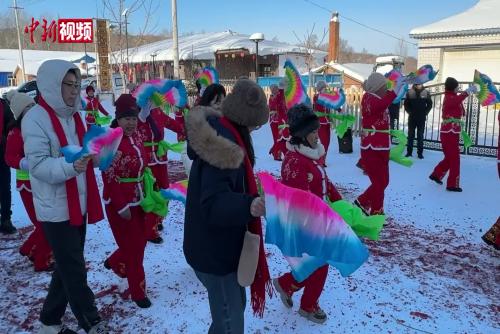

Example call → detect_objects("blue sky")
10 0 478 56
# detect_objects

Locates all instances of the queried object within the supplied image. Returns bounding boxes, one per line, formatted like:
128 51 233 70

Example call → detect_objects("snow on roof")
0 49 96 74
410 0 500 38
311 62 373 82
113 30 326 64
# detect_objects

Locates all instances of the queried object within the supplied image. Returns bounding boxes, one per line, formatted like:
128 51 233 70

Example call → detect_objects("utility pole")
11 0 27 83
171 0 180 79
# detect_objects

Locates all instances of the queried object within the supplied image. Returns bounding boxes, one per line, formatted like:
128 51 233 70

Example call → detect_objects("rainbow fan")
133 79 188 109
195 66 219 89
407 64 439 85
473 70 500 106
317 89 346 110
160 179 188 205
283 59 311 109
258 172 369 282
385 69 408 103
61 125 123 171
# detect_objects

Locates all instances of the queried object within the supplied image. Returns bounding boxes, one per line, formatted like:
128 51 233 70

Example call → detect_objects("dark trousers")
0 151 12 222
407 117 425 155
40 220 100 332
195 271 246 334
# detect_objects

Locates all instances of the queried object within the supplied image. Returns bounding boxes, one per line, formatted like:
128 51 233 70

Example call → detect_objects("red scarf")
219 117 273 317
38 96 104 226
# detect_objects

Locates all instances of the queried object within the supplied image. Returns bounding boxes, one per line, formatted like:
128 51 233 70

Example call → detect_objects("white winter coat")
21 60 88 222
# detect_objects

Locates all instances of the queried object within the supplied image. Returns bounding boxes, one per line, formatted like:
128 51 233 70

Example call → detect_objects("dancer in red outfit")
269 80 289 161
84 86 109 127
4 91 53 271
273 103 342 324
313 81 331 164
137 102 185 243
268 84 281 159
103 94 151 308
355 73 399 216
429 77 476 192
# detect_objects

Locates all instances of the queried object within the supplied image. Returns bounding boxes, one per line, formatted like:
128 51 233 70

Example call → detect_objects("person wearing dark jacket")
184 78 271 334
404 84 433 159
0 97 16 234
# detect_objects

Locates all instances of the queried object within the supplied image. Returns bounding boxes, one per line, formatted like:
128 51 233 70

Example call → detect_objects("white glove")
138 101 153 122
465 84 478 94
20 158 29 171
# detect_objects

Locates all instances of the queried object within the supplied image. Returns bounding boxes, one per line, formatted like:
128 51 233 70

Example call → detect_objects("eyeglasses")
62 81 81 90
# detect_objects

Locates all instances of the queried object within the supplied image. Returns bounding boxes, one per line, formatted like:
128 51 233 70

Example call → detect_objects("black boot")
429 175 443 185
0 219 17 234
446 187 463 192
405 152 412 157
148 236 163 244
417 152 424 159
135 297 152 308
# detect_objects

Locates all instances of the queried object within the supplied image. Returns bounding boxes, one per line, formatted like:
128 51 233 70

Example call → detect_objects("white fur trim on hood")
286 141 325 160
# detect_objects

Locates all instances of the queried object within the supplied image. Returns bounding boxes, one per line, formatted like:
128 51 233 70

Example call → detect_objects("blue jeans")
195 271 246 334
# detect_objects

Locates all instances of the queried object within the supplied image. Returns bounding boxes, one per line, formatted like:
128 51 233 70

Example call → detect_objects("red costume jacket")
85 96 109 125
441 91 469 134
102 132 147 214
360 91 396 150
137 108 185 166
281 142 341 202
313 94 330 125
4 127 30 191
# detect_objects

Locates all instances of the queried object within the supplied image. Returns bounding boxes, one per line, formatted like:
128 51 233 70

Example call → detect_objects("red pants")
431 132 460 188
106 205 147 301
278 265 329 311
357 149 390 215
318 123 331 158
145 163 169 240
18 190 53 271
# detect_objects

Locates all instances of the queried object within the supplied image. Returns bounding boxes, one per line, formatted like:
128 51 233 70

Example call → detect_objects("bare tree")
102 0 161 83
292 23 328 94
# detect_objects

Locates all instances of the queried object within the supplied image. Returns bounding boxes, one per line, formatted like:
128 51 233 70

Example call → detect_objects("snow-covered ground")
1 124 498 334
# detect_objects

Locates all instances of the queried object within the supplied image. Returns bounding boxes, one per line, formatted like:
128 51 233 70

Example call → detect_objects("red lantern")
240 52 244 58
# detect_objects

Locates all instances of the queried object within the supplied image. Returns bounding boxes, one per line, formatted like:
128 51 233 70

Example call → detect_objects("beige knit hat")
363 72 387 93
221 78 269 127
6 90 35 120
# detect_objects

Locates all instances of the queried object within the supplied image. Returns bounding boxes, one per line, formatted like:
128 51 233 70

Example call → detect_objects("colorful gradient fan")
317 89 346 110
258 172 369 282
195 66 219 90
133 79 188 109
283 59 311 109
160 179 188 205
385 69 408 103
473 70 500 106
60 125 123 171
407 64 439 85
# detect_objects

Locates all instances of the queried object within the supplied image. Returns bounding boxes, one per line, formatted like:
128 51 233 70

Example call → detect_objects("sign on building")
94 19 111 92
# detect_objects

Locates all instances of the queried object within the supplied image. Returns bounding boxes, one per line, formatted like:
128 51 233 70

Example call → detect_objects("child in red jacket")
103 94 151 308
84 85 109 127
355 73 399 216
273 103 342 324
429 77 475 192
4 91 53 271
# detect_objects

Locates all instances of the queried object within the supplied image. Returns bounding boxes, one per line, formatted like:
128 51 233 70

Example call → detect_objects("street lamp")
151 52 158 78
249 32 264 82
122 8 130 83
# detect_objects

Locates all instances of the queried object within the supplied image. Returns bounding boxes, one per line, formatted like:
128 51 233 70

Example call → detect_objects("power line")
302 0 418 47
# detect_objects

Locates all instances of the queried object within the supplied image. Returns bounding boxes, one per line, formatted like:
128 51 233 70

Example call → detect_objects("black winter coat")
183 106 256 275
404 88 433 122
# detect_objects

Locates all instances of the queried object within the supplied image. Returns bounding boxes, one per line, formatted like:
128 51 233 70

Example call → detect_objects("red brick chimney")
327 12 340 63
